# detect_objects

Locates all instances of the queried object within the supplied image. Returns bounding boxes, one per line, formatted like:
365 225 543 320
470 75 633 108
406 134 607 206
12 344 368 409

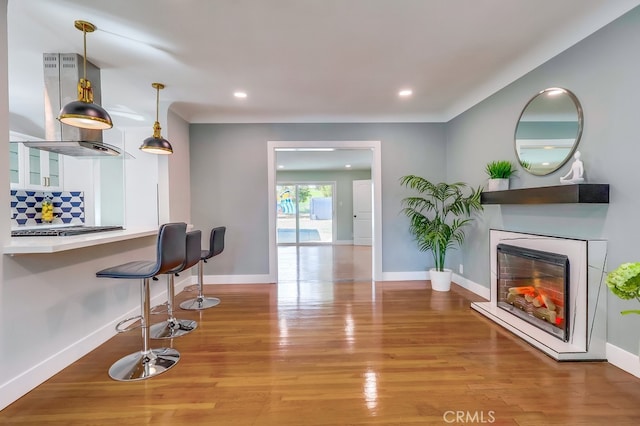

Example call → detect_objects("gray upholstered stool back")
203 226 226 261
96 222 187 280
157 223 188 275
185 230 203 271
180 226 225 311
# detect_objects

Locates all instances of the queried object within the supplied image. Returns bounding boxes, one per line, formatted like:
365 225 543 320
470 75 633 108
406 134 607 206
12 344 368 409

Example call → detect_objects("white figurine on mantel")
560 151 585 184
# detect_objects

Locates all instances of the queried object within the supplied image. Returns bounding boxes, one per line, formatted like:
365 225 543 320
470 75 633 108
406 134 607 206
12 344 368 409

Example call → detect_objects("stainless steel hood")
13 53 121 158
22 140 121 157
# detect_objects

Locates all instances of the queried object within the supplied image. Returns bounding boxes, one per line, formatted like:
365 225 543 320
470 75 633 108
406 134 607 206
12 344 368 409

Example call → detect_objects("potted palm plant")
400 175 483 291
485 160 517 191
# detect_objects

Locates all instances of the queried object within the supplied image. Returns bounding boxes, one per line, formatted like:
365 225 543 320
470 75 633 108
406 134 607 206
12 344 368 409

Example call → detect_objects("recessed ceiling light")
234 91 247 98
278 165 284 169
398 89 413 97
345 164 352 168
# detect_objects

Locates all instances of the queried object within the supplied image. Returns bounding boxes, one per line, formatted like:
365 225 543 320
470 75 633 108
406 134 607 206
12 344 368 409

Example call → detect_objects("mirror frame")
514 87 584 176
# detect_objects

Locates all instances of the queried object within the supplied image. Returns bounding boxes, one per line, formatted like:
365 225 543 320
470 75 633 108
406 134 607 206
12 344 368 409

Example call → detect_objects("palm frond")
400 175 484 271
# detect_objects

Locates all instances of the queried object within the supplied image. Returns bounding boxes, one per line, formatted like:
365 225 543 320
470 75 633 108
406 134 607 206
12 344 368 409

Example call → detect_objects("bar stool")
96 222 186 381
180 226 226 310
150 230 201 339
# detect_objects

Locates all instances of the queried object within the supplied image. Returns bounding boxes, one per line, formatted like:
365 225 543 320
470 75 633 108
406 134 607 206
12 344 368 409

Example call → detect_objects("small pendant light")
58 20 113 130
140 83 173 154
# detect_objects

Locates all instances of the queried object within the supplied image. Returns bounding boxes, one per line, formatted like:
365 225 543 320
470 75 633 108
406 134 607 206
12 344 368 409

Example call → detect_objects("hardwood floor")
1 246 639 425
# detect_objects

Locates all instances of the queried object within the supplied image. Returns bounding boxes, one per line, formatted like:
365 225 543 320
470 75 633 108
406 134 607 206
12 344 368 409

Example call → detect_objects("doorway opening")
276 182 335 244
267 140 382 282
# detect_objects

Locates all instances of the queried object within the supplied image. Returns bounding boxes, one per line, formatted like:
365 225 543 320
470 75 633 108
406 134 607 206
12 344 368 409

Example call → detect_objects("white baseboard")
378 271 491 303
452 273 490 300
380 271 429 281
193 274 275 284
0 280 186 411
606 343 640 378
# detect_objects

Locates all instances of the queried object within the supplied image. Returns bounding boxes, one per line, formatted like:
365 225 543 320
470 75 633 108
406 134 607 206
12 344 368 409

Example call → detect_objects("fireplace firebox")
497 244 569 342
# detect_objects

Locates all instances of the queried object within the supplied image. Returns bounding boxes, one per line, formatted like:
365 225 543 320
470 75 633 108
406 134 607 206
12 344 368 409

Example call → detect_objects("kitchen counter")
3 227 158 254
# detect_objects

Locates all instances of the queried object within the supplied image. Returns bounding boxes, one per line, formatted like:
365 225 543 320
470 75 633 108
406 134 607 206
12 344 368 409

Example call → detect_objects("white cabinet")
9 131 63 190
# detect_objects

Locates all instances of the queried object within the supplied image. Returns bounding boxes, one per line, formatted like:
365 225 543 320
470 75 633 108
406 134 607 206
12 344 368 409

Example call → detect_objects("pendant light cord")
156 86 160 123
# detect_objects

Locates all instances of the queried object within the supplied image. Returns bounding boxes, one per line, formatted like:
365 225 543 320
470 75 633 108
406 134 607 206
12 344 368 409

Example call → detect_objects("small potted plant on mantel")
400 175 483 292
485 160 517 191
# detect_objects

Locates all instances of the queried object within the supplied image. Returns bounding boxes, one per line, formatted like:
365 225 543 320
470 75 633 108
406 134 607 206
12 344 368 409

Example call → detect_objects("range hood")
15 53 121 158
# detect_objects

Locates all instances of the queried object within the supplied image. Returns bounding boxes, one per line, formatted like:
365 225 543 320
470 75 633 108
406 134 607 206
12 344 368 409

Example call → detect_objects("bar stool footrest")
115 315 143 333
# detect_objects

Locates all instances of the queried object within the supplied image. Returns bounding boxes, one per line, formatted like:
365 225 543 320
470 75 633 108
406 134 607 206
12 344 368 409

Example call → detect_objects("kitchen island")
3 227 158 254
0 224 186 410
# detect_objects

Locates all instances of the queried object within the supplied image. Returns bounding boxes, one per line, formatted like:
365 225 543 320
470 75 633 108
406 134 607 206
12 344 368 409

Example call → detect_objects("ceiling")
276 149 373 171
6 0 640 169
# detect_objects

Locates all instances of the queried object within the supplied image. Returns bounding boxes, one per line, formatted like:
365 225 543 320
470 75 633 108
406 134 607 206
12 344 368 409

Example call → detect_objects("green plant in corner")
606 263 640 315
485 160 517 179
400 175 483 272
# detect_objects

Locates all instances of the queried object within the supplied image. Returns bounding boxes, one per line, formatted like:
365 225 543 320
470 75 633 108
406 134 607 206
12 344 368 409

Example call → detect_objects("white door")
353 179 372 246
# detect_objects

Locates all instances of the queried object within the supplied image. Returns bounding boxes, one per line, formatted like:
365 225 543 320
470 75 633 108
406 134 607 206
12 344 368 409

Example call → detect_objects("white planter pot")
487 178 509 191
429 268 453 292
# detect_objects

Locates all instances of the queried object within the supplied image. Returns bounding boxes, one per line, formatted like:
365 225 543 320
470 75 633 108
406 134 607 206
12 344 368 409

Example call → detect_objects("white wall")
123 127 160 228
166 108 191 224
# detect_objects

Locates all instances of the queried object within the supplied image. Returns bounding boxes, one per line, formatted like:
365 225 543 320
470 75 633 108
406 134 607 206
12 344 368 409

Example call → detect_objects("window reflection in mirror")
514 88 583 176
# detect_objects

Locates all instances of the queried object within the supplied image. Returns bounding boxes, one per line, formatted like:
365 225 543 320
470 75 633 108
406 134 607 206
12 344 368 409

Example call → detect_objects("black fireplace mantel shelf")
480 183 609 205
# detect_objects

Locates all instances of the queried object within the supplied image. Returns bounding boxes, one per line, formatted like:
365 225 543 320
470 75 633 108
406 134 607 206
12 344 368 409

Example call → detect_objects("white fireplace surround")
471 229 608 361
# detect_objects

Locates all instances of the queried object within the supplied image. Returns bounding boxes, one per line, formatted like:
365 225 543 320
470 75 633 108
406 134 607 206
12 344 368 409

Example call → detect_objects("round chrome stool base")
180 296 221 310
108 347 180 381
149 319 197 339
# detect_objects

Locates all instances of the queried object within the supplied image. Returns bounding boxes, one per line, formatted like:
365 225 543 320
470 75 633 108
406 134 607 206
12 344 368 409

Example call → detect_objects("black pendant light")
58 20 113 130
140 83 173 154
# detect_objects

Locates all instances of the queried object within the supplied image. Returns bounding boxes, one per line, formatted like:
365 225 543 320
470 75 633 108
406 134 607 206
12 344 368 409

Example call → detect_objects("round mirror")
514 87 583 176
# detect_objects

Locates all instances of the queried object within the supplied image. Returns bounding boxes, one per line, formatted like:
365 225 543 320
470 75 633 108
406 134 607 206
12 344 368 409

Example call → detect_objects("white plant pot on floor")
429 268 453 292
487 178 509 191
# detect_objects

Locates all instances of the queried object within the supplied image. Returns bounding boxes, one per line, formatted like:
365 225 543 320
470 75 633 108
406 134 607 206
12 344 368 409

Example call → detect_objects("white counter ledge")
3 227 159 254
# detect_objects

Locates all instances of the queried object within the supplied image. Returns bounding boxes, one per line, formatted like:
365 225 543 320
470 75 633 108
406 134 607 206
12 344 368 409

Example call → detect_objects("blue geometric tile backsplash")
11 190 84 226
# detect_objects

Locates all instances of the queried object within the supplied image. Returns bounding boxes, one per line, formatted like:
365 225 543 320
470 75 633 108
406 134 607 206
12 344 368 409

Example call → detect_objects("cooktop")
11 225 124 237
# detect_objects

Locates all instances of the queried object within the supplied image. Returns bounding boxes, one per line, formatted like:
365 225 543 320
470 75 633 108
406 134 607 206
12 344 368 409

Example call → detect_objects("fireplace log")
533 295 543 307
540 294 556 311
533 307 557 324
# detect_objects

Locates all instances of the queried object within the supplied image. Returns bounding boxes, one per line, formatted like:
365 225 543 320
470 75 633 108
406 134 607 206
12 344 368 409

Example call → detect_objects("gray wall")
276 169 372 242
189 123 446 275
446 6 640 353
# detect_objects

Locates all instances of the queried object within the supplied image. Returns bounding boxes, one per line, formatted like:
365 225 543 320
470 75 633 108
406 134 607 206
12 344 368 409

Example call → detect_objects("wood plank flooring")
1 246 639 425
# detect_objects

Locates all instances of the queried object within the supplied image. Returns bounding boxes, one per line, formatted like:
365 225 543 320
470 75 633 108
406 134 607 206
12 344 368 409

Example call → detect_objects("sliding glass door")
276 183 334 244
